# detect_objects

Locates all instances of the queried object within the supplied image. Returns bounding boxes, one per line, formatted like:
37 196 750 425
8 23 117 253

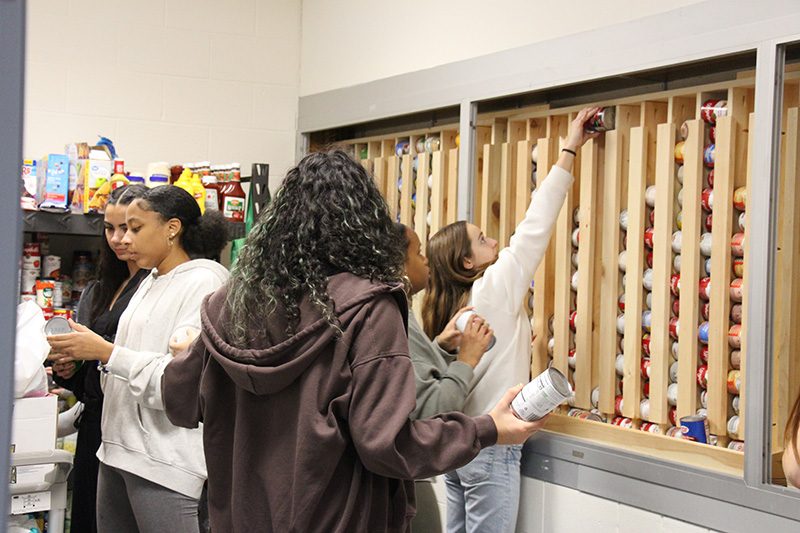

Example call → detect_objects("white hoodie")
98 258 229 498
463 165 574 417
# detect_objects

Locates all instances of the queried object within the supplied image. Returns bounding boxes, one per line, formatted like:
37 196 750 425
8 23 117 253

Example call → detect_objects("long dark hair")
225 150 405 346
89 184 149 326
786 393 800 468
136 185 228 260
422 221 488 339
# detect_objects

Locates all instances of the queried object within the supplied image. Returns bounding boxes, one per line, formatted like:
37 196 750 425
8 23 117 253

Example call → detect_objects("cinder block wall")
24 0 300 192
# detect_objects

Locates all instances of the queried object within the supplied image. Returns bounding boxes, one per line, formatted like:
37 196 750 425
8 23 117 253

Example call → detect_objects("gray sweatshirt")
408 311 474 420
98 258 229 499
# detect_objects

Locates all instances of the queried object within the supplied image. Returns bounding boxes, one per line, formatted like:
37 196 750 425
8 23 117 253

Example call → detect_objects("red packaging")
704 213 713 232
646 251 653 268
709 125 716 143
731 233 745 257
699 277 711 301
673 298 681 317
733 257 744 278
643 381 650 398
697 365 708 388
618 293 626 312
727 370 741 394
642 334 651 356
701 188 714 212
701 100 720 124
669 317 680 340
640 422 659 434
614 395 624 416
730 278 744 302
708 168 715 187
701 302 710 321
649 209 655 226
700 345 709 364
729 324 742 349
641 358 651 380
612 416 632 428
644 227 655 249
670 274 681 297
569 310 578 331
669 407 677 426
733 186 746 211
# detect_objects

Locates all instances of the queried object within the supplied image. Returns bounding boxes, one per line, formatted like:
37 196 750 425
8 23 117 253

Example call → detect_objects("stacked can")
21 239 78 320
394 138 410 223
617 206 628 399
567 206 580 401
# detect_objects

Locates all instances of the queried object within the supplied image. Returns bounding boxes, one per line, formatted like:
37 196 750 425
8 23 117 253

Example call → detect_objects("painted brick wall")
24 0 300 192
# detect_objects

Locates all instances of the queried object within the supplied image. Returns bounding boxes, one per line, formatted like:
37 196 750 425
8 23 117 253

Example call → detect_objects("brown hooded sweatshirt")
163 273 498 532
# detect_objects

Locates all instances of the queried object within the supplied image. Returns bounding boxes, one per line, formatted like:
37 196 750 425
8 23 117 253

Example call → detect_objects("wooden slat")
668 96 696 136
740 112 755 440
531 139 559 377
575 138 598 409
498 142 517 248
480 143 502 240
623 126 648 420
515 140 534 229
708 116 736 443
446 148 459 225
473 126 492 229
429 151 446 237
650 123 678 426
414 152 431 252
386 156 400 220
677 119 704 422
399 153 414 226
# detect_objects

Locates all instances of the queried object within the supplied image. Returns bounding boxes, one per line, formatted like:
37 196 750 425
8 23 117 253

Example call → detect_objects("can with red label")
618 293 626 312
584 107 616 132
614 395 624 416
642 380 650 398
730 303 742 324
703 144 715 168
727 415 740 439
697 364 708 388
728 440 745 452
644 227 655 249
673 298 681 317
700 232 713 257
572 228 580 248
568 408 604 422
669 407 678 426
701 302 710 321
732 256 744 278
681 414 710 443
699 277 711 300
41 307 55 321
645 251 653 269
669 317 680 340
674 141 686 164
666 426 683 438
640 422 660 434
649 209 656 226
727 370 741 394
569 310 578 331
707 168 715 187
702 99 728 124
729 324 742 349
701 188 714 212
641 358 651 380
671 230 682 254
612 416 633 428
43 255 61 278
22 243 41 272
730 278 744 302
667 382 679 406
698 321 710 344
733 186 746 211
700 345 709 364
709 125 716 143
568 348 577 369
731 233 745 257
731 349 741 370
703 213 713 232
670 274 681 297
642 334 651 356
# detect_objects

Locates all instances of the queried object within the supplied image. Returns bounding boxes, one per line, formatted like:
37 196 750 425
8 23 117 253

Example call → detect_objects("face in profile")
122 199 174 270
404 228 429 295
463 223 498 271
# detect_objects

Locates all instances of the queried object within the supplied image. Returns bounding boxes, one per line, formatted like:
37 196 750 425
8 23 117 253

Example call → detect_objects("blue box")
37 154 70 212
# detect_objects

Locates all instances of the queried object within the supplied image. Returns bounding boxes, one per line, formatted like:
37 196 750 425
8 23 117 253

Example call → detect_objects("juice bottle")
222 163 246 222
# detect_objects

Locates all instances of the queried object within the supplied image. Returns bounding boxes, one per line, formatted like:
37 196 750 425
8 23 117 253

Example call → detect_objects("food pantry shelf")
22 211 246 241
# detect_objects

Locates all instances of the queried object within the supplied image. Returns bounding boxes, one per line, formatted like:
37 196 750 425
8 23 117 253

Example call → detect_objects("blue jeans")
444 444 522 533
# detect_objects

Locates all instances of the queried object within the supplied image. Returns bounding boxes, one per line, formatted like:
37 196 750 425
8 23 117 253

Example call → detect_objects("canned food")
697 364 708 388
41 307 55 321
670 274 681 297
52 279 63 308
640 422 659 434
455 311 497 351
641 358 651 380
646 251 654 269
424 136 440 154
572 207 580 226
726 370 741 394
700 345 709 364
701 99 728 125
571 228 580 248
642 381 650 398
701 390 708 409
674 254 682 274
60 276 72 306
701 302 710 321
733 186 746 211
669 362 679 384
619 336 625 353
704 258 712 276
733 257 744 278
572 252 579 268
677 164 685 185
641 334 651 356
619 209 628 231
43 316 72 336
728 440 745 452
547 336 555 356
730 303 742 324
618 250 627 273
570 310 578 331
667 382 679 405
699 277 711 301
395 140 409 157
644 227 655 249
571 270 579 292
698 322 709 344
671 231 682 254
511 367 573 421
727 415 740 439
20 269 38 295
674 141 686 164
680 414 710 443
584 107 616 133
642 269 654 292
702 213 713 233
568 408 604 422
730 349 741 370
672 341 680 359
43 255 61 278
700 232 713 257
531 144 538 164
703 144 715 167
615 353 625 375
614 395 624 416
616 313 625 335
666 426 683 438
649 209 656 226
730 278 744 302
738 211 746 232
22 243 41 271
709 125 716 143
645 185 657 208
678 188 683 207
732 394 740 415
36 279 55 308
612 416 632 428
618 293 626 312
708 168 715 187
669 407 678 426
669 317 680 340
548 315 555 334
590 386 599 408
701 188 714 212
568 349 577 369
618 376 624 392
731 233 745 257
673 297 681 317
729 324 742 349
645 291 652 310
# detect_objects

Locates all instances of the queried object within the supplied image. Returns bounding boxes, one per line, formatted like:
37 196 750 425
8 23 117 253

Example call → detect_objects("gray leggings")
96 463 199 533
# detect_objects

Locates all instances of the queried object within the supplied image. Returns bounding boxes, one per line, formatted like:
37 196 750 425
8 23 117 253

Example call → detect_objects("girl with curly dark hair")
48 185 229 533
161 149 548 533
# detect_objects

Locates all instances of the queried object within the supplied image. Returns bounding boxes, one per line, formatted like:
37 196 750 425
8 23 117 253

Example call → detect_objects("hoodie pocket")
135 403 150 441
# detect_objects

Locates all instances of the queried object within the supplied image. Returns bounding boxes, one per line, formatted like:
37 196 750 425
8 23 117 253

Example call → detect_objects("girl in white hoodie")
422 107 600 533
48 185 229 533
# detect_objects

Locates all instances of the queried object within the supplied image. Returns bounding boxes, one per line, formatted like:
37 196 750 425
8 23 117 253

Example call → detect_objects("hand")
169 328 199 356
52 360 79 380
562 106 603 153
47 319 114 365
489 385 551 445
456 313 493 369
437 307 474 352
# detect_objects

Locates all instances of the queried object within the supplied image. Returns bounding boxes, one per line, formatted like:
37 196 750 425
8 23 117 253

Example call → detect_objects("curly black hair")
225 150 405 346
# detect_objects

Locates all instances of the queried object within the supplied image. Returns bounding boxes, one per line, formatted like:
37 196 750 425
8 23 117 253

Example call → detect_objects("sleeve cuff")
446 361 474 387
105 345 137 379
474 414 498 449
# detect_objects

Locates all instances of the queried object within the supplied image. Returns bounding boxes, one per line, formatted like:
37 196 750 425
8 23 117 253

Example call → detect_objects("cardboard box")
84 148 112 213
21 159 37 211
65 142 89 213
10 395 58 487
36 154 70 212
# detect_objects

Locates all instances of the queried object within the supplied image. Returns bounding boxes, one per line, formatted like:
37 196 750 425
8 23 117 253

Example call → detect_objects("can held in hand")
455 310 497 351
511 367 572 421
680 414 710 444
584 107 616 132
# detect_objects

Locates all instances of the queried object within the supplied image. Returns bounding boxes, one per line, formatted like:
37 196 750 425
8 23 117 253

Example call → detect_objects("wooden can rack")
334 72 800 479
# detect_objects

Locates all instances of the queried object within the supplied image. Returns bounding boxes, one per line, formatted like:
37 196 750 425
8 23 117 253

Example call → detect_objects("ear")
167 218 183 238
462 256 473 270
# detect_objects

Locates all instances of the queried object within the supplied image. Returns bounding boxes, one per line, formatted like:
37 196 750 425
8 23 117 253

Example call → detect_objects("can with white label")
455 310 496 351
511 367 572 421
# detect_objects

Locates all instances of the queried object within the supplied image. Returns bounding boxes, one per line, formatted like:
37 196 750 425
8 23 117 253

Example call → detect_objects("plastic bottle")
222 163 246 222
202 172 219 212
190 172 206 214
215 165 229 211
174 168 194 195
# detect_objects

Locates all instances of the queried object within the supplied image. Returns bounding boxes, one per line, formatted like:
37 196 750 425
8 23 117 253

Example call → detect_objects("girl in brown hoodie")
163 150 548 532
